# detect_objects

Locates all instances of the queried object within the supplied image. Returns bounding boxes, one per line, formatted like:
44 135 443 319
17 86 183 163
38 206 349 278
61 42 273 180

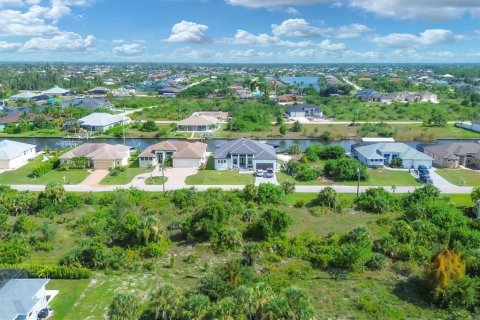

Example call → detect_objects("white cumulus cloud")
113 43 145 56
166 20 211 43
21 32 94 51
0 40 22 51
271 19 327 37
370 29 465 48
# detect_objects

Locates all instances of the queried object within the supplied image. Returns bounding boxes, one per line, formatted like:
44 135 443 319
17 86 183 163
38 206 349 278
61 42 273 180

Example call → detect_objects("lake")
280 76 320 92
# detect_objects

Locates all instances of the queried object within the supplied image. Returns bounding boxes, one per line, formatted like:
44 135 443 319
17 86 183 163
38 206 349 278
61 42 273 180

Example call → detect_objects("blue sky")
0 0 479 62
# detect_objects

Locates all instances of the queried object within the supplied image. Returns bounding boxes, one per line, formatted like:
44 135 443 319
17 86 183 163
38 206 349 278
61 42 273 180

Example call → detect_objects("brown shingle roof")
59 143 129 161
139 141 206 159
177 115 219 126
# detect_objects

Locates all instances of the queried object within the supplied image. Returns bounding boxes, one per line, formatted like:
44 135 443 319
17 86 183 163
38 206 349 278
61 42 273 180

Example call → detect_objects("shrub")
29 157 59 178
0 263 91 279
257 183 285 205
323 158 368 181
256 208 292 240
312 187 338 208
140 120 159 132
355 187 397 213
366 253 388 270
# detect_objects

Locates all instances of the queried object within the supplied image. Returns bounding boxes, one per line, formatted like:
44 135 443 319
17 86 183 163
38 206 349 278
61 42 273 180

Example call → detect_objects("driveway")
429 168 457 188
255 173 278 186
79 170 109 186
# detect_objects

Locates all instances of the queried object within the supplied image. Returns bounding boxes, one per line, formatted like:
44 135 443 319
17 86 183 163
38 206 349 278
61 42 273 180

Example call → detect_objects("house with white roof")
353 142 432 169
177 114 219 132
214 138 278 171
41 86 70 96
77 113 131 132
0 140 37 169
0 278 53 320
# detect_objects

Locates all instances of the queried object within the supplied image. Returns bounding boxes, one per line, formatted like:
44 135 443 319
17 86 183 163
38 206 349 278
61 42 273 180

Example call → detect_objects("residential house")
277 94 300 105
0 113 22 132
0 278 53 320
356 89 381 102
77 113 131 132
59 143 130 169
422 142 480 168
177 114 219 132
286 104 323 118
61 98 114 110
111 87 136 97
139 141 207 168
405 92 438 103
10 92 49 102
0 140 36 169
214 138 277 171
456 119 480 133
158 87 181 97
88 86 110 95
41 86 71 96
353 142 432 169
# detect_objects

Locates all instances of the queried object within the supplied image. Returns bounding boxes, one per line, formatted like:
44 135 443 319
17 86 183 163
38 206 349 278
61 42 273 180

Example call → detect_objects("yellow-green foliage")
425 247 466 291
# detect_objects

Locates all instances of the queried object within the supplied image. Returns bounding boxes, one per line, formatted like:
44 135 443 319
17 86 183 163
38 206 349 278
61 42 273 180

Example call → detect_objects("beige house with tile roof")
139 141 207 168
59 143 130 169
177 115 219 132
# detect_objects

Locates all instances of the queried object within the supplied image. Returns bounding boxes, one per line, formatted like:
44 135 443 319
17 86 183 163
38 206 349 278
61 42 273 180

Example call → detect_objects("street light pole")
356 167 360 198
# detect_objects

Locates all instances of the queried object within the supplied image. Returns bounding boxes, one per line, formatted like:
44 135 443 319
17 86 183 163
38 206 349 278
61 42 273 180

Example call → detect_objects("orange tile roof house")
59 143 130 170
139 141 207 168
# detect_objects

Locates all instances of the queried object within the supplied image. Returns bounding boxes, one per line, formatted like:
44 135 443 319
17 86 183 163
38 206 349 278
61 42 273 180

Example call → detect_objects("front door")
240 156 246 167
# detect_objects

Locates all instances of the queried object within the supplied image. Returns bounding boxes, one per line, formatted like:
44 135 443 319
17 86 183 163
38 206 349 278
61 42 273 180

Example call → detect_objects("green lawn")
0 156 89 185
435 168 480 186
47 279 90 320
277 169 419 187
145 176 167 185
185 170 255 185
99 159 153 185
342 169 421 187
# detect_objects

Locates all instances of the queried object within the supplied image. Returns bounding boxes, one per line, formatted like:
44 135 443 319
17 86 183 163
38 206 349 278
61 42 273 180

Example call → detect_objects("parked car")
38 308 49 319
255 169 264 177
418 165 430 175
265 169 274 178
419 174 433 184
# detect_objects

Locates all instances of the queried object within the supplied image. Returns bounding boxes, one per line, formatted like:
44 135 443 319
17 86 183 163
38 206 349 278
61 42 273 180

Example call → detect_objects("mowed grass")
277 169 419 187
145 176 168 185
342 169 421 187
435 168 480 186
185 170 254 185
0 155 89 185
100 159 153 185
47 279 90 320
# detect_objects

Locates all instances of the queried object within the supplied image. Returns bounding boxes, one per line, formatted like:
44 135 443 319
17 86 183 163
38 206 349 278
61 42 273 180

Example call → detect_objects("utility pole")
161 161 166 194
122 106 126 145
356 167 360 198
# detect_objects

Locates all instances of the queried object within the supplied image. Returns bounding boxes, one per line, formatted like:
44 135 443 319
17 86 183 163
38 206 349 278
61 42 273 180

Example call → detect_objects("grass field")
47 280 90 320
185 170 255 185
435 168 480 186
277 168 420 187
342 169 421 186
145 176 167 185
99 159 153 185
0 155 89 185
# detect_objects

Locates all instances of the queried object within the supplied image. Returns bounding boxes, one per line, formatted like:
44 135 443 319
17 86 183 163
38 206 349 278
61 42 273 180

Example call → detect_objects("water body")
280 76 320 92
2 136 475 154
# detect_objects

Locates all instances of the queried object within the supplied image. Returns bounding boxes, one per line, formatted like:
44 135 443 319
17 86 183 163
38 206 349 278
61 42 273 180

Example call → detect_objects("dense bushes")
0 263 91 279
29 157 59 178
305 144 345 161
323 158 368 181
355 187 397 213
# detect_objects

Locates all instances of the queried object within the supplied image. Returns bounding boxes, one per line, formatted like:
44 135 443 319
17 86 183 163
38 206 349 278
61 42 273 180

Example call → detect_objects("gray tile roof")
0 140 36 160
214 138 277 160
424 142 480 160
286 104 322 113
0 279 49 320
355 142 432 161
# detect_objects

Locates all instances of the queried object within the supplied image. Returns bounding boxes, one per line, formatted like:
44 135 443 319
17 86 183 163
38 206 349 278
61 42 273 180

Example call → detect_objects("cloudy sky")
0 0 479 62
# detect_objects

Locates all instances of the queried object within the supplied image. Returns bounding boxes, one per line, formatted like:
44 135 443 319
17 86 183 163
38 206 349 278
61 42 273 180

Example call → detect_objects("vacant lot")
0 155 89 185
435 168 480 186
100 159 153 185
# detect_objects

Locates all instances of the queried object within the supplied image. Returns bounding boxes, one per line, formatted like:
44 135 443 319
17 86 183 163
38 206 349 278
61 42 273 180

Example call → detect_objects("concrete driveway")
255 173 278 186
80 170 109 186
429 168 457 188
163 167 198 190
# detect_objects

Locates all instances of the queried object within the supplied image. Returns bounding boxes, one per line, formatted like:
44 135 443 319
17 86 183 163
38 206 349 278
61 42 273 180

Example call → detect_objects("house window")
233 158 238 165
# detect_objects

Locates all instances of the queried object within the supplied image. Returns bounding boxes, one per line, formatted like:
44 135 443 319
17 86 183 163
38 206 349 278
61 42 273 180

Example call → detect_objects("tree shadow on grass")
393 276 433 309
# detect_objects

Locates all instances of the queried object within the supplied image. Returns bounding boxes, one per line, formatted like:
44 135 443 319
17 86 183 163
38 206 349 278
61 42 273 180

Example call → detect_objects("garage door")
255 163 274 170
173 158 200 168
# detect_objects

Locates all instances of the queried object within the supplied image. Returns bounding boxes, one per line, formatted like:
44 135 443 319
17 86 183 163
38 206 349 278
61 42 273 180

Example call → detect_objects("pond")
280 76 320 92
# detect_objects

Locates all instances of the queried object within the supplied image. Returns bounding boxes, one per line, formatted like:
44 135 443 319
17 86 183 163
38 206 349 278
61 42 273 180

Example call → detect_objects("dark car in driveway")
265 169 274 178
418 165 430 175
419 173 433 184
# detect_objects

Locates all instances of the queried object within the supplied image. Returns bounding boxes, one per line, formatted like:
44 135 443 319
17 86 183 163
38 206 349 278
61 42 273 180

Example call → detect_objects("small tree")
470 186 480 203
108 292 141 320
425 247 466 292
313 187 338 208
242 242 260 266
43 181 66 203
256 208 292 240
291 120 302 132
280 180 295 195
279 124 287 135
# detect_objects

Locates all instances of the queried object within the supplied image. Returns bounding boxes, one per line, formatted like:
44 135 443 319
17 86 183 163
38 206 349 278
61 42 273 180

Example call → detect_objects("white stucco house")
286 104 323 118
139 141 207 168
59 143 130 170
77 113 131 133
0 278 54 320
0 140 37 169
214 138 277 171
353 142 432 169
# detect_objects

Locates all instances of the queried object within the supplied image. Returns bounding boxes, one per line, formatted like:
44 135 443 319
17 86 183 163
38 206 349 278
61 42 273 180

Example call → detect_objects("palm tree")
108 292 141 320
280 181 295 195
242 242 260 266
315 187 337 208
471 186 480 203
233 286 256 320
149 284 183 320
136 215 162 245
284 287 315 320
180 294 210 320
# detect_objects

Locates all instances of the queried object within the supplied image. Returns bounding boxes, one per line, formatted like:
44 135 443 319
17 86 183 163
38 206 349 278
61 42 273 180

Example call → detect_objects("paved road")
9 182 473 194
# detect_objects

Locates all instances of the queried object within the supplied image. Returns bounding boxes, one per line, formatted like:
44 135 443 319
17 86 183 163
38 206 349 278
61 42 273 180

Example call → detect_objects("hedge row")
0 263 91 279
29 158 59 178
